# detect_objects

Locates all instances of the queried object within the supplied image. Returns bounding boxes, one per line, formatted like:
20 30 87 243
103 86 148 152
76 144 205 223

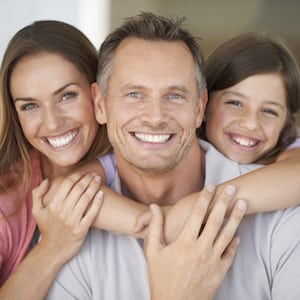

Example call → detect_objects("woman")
0 20 146 299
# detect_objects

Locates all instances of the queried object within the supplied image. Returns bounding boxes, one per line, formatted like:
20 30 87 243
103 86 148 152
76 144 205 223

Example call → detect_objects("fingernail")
226 185 236 196
97 190 104 199
94 175 101 183
237 199 247 211
206 184 215 192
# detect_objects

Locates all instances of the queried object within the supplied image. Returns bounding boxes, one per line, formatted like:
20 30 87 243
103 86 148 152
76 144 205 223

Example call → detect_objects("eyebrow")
14 82 79 102
221 90 286 110
121 84 189 93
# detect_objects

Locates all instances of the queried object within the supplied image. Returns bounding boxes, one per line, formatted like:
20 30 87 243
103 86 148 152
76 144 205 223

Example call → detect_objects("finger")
62 173 98 213
219 236 240 276
48 172 86 208
69 174 102 218
32 179 49 214
80 190 104 230
133 210 152 233
179 185 214 242
214 199 246 255
199 185 236 245
144 204 165 258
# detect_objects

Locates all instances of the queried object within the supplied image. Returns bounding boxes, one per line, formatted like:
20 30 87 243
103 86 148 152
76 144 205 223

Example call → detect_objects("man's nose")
143 98 167 126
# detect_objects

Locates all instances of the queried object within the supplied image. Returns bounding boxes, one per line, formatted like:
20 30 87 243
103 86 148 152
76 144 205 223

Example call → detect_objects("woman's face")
205 73 288 164
10 52 99 172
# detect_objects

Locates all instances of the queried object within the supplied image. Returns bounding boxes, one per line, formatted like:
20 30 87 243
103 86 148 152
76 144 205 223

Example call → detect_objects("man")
47 12 300 299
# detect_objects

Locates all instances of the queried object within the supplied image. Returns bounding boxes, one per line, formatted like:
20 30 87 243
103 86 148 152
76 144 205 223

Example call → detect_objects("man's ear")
91 82 107 125
195 88 208 128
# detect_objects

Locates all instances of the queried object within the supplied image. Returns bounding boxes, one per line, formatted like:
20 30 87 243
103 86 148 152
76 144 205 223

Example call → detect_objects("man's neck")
117 141 205 206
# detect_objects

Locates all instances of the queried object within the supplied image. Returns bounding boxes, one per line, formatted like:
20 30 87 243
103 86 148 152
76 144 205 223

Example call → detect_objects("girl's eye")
20 102 38 111
225 100 242 107
62 92 77 101
262 108 279 117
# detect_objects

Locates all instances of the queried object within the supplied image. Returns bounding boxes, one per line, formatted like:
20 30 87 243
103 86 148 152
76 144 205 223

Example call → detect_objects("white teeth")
233 136 257 147
135 133 170 143
47 131 78 148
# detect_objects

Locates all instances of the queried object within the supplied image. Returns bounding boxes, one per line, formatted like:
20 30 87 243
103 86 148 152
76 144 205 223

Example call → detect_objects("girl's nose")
239 110 259 131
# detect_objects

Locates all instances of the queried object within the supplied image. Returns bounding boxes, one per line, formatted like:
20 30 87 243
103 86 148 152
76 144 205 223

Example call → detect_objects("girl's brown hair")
199 32 300 163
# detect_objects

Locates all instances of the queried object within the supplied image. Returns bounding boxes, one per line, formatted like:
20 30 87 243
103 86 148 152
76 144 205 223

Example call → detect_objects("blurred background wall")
1 0 299 123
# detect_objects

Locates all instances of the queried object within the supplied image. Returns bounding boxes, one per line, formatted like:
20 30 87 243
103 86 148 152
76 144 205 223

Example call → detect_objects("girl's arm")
39 146 300 243
162 146 300 243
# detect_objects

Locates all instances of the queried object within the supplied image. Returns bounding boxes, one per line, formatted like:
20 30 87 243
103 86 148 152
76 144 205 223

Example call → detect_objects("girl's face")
205 73 288 164
10 52 99 174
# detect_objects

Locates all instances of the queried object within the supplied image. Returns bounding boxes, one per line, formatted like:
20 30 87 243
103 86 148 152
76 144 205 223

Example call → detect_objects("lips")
134 132 171 143
46 129 79 148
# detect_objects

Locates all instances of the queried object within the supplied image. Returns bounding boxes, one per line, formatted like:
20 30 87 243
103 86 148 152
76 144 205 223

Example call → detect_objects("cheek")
263 122 283 143
17 114 38 137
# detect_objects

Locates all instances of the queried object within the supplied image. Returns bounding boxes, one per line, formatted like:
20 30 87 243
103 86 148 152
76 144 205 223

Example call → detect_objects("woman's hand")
32 172 104 263
145 184 246 300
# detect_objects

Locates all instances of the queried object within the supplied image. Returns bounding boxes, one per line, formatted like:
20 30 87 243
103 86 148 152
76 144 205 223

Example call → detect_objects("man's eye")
165 93 185 101
127 92 141 98
62 92 77 101
20 103 38 111
170 93 183 99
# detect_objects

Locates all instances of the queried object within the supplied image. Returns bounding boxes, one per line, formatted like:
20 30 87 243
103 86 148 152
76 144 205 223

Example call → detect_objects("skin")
11 52 99 179
205 73 288 163
93 38 207 206
145 185 247 300
4 38 299 299
1 52 103 300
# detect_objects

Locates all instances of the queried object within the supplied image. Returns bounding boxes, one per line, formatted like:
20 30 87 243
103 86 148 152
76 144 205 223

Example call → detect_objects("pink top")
0 150 42 286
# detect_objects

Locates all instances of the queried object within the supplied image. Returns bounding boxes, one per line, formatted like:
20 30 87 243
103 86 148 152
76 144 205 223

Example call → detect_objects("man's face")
95 38 206 174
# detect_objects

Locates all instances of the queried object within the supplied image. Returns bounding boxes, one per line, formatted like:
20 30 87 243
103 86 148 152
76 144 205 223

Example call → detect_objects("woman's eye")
62 92 77 101
20 103 38 111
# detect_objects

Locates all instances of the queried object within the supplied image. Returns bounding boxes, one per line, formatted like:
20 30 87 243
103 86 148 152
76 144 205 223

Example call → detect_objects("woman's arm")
47 159 150 238
0 172 102 300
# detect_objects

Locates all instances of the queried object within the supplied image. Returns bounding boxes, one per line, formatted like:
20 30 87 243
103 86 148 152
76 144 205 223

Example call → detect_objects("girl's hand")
32 172 104 262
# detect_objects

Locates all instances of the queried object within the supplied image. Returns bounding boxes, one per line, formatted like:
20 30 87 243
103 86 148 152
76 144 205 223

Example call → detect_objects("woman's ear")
91 82 107 125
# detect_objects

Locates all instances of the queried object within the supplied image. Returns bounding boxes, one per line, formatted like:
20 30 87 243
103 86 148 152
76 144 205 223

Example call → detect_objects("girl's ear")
91 82 107 124
195 88 208 128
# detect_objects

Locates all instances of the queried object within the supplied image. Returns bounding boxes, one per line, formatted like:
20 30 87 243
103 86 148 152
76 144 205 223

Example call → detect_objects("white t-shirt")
47 140 300 300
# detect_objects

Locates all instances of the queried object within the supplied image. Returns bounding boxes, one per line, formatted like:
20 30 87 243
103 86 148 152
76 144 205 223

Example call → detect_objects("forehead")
10 52 85 94
110 37 197 87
